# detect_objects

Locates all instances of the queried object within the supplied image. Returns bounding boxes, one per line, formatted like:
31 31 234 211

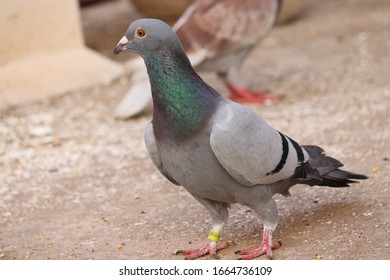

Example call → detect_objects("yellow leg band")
207 229 221 243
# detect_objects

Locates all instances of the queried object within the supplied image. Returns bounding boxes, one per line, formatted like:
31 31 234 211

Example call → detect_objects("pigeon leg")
221 79 282 104
176 198 231 259
235 197 281 259
235 228 282 260
176 238 234 260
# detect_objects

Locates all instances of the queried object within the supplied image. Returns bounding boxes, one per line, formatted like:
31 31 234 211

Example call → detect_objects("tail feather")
296 145 368 188
114 67 152 119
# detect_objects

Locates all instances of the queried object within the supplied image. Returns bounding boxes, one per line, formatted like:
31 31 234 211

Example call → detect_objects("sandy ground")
0 0 389 260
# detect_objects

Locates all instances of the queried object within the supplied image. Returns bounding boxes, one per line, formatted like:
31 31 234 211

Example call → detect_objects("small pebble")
28 125 53 137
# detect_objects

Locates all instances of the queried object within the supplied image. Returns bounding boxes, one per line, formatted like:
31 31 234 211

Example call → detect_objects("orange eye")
136 28 146 38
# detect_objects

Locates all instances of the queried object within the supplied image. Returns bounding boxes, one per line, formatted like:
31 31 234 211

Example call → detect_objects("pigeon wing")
174 0 279 58
209 102 308 186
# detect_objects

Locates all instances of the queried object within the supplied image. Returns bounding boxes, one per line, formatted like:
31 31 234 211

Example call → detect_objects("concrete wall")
0 0 123 110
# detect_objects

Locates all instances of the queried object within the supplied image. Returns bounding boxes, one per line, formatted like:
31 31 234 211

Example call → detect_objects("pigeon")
114 0 281 119
114 18 368 260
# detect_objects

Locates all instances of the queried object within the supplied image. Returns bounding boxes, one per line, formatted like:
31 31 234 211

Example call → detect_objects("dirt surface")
0 0 389 260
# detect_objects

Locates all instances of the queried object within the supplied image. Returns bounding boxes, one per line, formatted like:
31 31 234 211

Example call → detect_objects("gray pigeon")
114 0 281 119
114 18 368 260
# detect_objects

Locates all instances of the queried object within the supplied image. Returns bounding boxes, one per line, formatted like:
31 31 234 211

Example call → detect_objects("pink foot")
223 81 282 104
176 240 234 260
235 229 282 260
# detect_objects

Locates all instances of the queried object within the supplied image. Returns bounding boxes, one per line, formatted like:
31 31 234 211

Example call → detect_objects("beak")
113 36 130 55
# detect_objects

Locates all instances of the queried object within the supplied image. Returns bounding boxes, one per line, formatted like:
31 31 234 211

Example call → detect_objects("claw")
217 240 235 251
211 253 220 260
235 229 281 260
221 79 282 104
176 240 234 260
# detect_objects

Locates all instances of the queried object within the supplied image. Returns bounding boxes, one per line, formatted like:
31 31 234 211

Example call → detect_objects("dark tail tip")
318 167 368 188
301 145 368 188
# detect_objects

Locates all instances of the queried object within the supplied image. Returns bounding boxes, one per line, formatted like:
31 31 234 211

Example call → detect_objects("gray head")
113 18 185 58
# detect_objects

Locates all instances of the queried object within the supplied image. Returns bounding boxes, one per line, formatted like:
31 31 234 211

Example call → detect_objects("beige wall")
0 0 83 65
0 0 123 109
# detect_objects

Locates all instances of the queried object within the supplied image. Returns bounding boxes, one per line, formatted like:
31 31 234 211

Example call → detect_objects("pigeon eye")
136 28 146 38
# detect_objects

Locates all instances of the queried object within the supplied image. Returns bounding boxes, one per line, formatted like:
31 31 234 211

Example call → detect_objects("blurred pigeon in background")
114 0 282 119
114 18 368 259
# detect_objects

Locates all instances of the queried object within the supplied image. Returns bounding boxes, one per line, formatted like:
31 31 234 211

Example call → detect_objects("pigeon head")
113 18 184 58
113 18 220 141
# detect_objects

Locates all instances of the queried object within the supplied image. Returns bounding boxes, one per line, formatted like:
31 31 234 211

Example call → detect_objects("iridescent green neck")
144 52 219 140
